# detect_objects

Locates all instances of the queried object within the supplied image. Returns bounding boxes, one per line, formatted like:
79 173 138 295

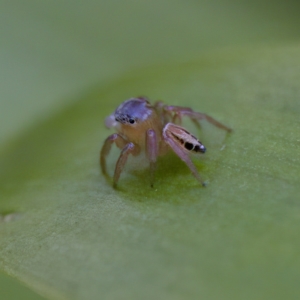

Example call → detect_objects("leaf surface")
1 45 300 299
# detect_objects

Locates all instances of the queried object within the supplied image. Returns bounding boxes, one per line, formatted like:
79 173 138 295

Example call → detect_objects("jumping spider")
100 97 231 188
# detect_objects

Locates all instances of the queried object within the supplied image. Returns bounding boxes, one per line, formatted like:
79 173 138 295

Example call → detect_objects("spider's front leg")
100 134 140 187
113 142 140 188
164 105 232 132
163 123 206 186
100 133 128 176
146 129 159 188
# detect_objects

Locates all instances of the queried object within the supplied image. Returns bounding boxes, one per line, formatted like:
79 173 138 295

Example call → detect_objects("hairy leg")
146 129 159 187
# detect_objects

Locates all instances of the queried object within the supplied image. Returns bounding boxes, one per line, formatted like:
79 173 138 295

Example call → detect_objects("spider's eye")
129 118 136 124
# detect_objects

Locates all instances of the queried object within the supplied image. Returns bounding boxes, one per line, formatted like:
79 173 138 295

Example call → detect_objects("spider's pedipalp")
105 114 118 129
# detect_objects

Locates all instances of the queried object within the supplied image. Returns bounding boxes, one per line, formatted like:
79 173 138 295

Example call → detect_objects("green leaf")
0 271 45 300
1 44 300 299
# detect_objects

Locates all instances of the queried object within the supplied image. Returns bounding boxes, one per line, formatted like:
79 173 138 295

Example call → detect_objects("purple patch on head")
115 98 152 123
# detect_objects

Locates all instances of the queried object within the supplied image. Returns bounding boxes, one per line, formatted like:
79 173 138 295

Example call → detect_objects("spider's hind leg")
164 105 232 132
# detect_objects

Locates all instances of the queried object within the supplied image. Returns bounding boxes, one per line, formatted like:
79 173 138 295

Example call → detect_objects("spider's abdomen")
163 123 206 154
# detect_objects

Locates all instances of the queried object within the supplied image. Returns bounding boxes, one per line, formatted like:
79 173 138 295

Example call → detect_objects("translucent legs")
100 133 139 187
113 142 137 188
146 129 158 187
100 130 160 188
163 105 232 132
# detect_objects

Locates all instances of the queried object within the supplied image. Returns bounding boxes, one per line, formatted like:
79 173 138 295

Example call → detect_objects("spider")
100 97 232 188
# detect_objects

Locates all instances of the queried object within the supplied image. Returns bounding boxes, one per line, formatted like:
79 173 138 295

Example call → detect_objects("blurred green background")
1 1 300 299
1 0 300 146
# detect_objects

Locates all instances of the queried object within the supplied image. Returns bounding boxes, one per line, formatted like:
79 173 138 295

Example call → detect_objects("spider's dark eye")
129 118 135 124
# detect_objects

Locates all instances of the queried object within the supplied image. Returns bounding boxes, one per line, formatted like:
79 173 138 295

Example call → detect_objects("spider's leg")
153 100 164 110
100 133 128 176
153 100 172 125
146 129 159 188
163 123 206 186
164 105 232 132
113 142 139 188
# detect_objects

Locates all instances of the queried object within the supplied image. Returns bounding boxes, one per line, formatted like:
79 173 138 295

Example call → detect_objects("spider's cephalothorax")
100 97 232 188
114 98 152 124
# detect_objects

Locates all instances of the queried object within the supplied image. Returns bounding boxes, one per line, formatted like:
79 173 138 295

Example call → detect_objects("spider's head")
114 97 152 125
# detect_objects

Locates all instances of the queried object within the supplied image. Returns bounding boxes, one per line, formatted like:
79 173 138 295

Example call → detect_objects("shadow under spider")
116 152 207 201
